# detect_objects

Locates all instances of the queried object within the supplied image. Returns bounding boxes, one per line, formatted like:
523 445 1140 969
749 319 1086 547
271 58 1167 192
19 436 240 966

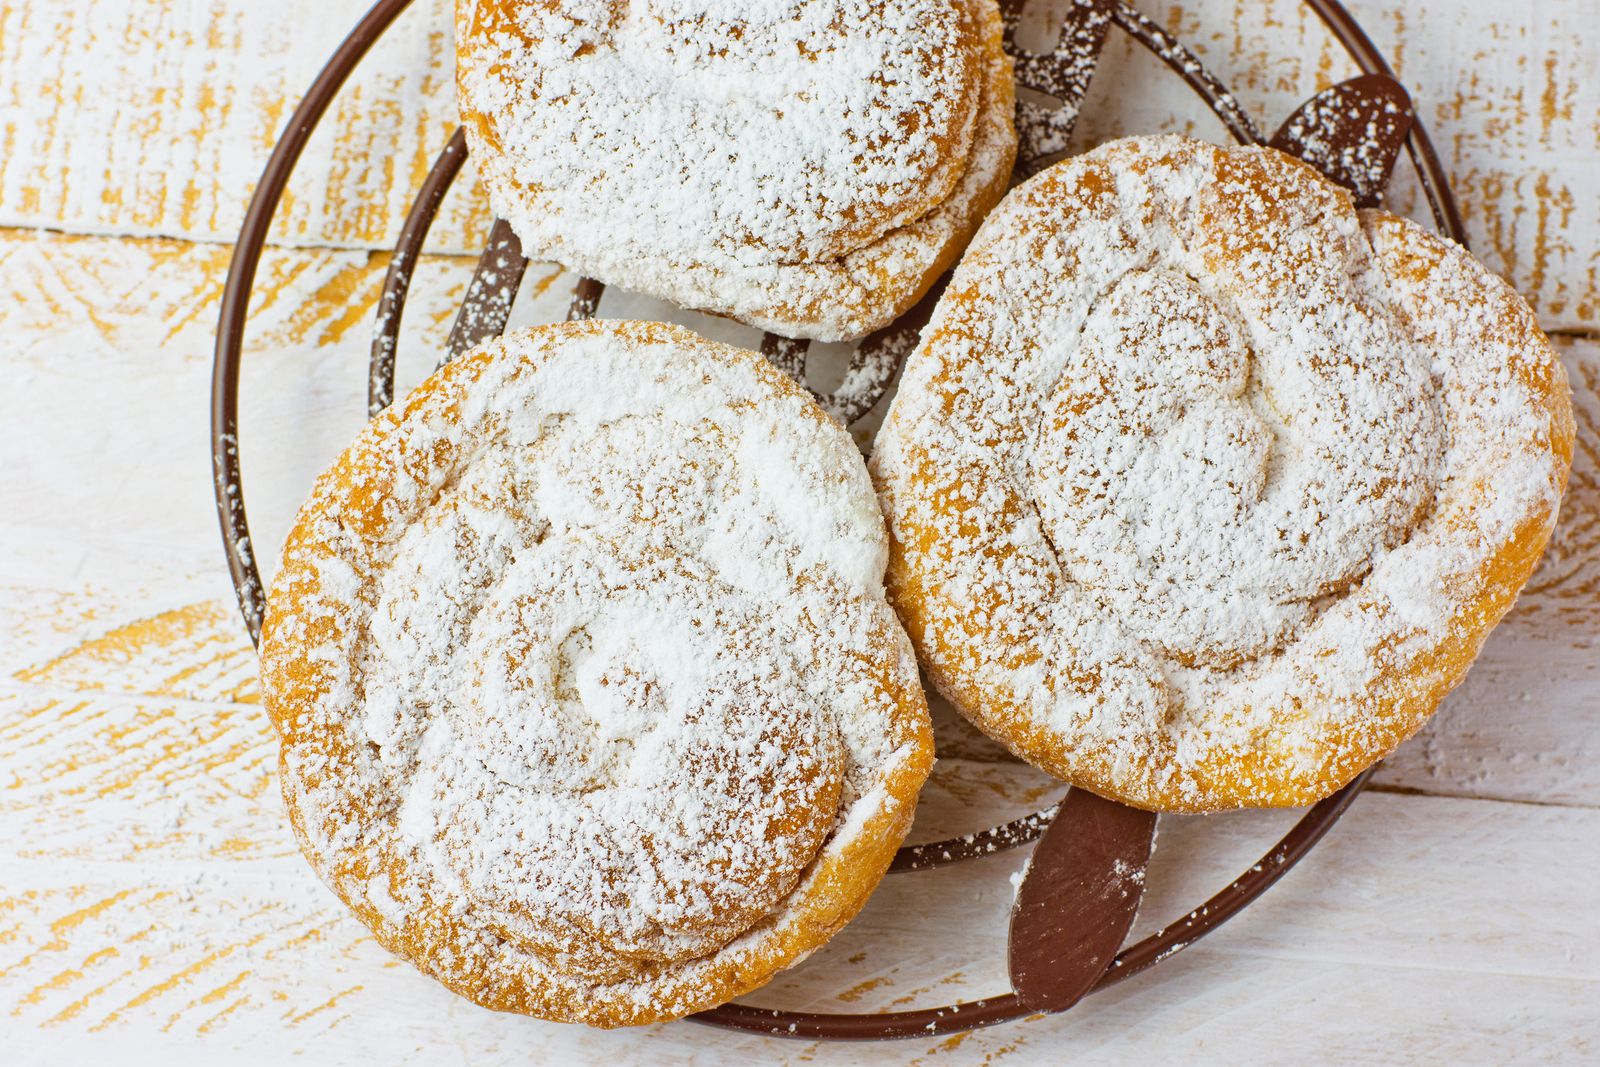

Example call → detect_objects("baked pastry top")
258 320 932 1025
873 134 1574 812
456 0 1016 341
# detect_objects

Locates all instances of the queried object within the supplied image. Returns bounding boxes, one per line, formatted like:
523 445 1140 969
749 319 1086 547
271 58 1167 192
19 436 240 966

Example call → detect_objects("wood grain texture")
0 0 1595 329
5 224 1595 806
0 0 486 251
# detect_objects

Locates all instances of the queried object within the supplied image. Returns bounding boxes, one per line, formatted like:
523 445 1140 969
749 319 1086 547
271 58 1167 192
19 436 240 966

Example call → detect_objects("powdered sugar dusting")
873 135 1571 810
260 321 930 1023
457 0 1017 341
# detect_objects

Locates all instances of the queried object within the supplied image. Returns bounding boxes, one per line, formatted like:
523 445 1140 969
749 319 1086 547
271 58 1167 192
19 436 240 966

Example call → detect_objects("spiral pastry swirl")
874 135 1573 812
456 0 1016 341
260 321 931 1025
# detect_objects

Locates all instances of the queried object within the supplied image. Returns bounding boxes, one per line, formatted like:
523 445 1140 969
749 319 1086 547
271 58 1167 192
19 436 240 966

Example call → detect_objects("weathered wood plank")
0 0 486 253
2 780 1594 1062
0 0 1594 329
3 229 1597 809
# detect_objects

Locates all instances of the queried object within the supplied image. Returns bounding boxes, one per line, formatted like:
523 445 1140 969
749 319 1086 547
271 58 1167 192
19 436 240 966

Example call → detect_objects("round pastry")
456 0 1016 342
872 134 1573 813
258 320 932 1025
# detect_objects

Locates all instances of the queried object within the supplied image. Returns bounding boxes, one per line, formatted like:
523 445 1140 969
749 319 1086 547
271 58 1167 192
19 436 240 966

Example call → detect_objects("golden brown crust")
261 320 932 1024
873 135 1574 812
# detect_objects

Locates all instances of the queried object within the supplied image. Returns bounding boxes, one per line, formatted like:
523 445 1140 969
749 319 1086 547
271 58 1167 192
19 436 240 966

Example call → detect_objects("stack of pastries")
456 0 1017 341
259 0 1573 1028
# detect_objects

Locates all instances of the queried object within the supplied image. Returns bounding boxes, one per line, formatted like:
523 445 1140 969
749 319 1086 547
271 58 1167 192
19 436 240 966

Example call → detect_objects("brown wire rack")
211 0 1466 1041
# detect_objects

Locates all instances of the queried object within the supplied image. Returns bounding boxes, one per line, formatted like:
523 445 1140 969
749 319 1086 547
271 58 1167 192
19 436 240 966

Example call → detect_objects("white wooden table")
1 1 1596 1063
